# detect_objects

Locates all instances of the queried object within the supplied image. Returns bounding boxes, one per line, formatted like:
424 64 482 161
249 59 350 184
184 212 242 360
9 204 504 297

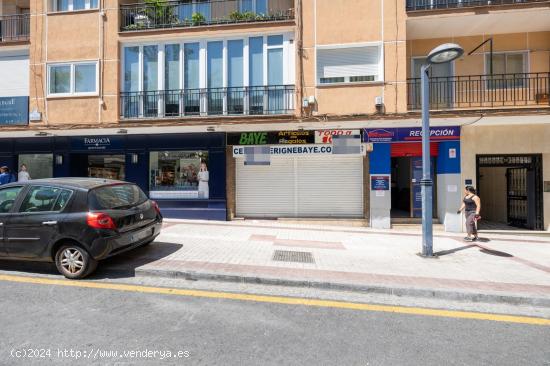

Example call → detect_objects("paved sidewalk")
103 220 550 306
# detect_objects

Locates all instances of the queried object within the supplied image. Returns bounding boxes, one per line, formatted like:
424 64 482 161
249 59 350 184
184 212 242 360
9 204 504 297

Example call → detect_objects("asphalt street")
0 270 548 366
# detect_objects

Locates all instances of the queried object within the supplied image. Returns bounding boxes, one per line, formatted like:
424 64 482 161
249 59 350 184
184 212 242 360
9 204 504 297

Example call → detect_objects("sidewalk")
103 219 550 307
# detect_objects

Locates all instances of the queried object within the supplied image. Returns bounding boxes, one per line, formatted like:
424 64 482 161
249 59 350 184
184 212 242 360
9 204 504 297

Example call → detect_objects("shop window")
317 44 383 85
149 151 209 199
18 154 53 180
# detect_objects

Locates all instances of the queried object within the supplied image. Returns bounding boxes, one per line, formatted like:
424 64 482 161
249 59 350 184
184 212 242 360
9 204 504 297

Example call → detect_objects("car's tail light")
87 212 117 230
151 200 161 215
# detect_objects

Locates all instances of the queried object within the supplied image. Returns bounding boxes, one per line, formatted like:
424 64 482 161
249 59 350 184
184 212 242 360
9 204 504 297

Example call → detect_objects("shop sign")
315 130 360 144
0 96 29 125
227 131 315 145
371 176 389 191
363 126 460 143
71 136 124 151
234 144 367 157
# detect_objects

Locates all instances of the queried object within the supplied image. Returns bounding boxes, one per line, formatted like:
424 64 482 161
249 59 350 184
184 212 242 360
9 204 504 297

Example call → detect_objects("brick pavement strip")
102 221 550 305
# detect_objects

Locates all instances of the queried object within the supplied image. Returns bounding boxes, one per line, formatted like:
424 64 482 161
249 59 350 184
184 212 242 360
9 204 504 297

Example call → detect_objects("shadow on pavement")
434 244 477 257
0 241 182 280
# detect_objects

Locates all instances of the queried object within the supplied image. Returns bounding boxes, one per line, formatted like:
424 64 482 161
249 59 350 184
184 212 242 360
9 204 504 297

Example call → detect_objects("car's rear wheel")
55 245 97 279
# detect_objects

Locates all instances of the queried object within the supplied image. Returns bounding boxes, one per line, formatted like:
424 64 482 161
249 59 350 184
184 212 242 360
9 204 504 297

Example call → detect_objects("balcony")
120 0 294 32
120 85 295 119
0 14 30 43
406 0 547 11
407 73 550 111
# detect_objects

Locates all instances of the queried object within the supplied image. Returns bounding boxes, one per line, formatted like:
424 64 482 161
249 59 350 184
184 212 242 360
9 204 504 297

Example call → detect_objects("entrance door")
477 154 543 230
87 155 126 180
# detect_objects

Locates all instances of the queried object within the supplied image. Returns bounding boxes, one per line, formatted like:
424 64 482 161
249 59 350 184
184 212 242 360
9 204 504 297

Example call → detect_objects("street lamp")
420 43 464 257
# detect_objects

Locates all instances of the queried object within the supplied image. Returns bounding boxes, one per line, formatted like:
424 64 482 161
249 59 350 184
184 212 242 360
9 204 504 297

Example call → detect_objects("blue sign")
371 175 390 191
71 136 125 151
0 96 29 125
363 126 460 143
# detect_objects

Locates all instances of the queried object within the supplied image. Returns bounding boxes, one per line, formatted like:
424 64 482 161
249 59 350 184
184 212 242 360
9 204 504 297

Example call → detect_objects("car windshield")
88 184 148 210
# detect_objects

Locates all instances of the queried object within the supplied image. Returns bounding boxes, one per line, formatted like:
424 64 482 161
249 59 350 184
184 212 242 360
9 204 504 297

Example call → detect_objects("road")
0 265 548 366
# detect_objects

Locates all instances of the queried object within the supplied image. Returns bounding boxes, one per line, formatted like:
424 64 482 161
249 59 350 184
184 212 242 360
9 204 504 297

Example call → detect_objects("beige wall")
461 123 550 230
407 32 550 78
301 0 408 115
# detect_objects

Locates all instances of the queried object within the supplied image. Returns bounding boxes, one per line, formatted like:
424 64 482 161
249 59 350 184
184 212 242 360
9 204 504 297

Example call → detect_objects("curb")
132 267 550 308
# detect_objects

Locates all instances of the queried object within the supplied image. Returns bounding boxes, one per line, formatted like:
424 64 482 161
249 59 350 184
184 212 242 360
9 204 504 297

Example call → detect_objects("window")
18 186 73 213
178 0 211 23
207 41 223 114
48 62 97 96
249 37 264 86
149 151 209 199
0 186 23 213
52 0 98 12
486 52 527 88
18 154 53 180
317 45 382 84
240 0 267 14
88 184 147 210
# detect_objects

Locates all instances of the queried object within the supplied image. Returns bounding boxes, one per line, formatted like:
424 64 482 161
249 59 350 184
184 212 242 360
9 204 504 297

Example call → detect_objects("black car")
0 178 162 279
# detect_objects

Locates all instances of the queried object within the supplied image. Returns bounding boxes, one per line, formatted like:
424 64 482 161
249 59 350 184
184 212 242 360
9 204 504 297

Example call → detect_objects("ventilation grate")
272 250 315 264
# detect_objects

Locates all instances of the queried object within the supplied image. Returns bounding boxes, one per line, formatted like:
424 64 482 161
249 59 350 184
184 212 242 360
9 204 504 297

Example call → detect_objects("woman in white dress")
197 162 209 199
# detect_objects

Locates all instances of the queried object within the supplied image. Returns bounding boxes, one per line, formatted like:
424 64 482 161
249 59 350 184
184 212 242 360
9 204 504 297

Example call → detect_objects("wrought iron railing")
0 14 30 43
407 72 550 110
120 85 295 118
120 0 294 31
406 0 547 11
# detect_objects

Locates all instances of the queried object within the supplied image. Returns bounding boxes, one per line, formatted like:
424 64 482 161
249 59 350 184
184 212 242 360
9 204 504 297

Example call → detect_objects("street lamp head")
427 43 464 64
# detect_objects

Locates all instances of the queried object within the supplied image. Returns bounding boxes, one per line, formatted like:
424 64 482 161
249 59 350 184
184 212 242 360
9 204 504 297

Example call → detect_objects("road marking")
1 273 549 326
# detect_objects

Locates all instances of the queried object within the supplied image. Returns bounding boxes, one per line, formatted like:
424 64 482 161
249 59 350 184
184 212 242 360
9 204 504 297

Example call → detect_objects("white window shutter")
317 46 380 82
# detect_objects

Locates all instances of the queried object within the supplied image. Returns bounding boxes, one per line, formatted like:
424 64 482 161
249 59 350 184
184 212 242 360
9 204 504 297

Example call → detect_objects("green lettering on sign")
239 132 267 145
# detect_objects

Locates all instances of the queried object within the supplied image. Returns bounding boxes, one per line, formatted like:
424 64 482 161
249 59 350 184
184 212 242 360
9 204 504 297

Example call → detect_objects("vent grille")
272 250 315 264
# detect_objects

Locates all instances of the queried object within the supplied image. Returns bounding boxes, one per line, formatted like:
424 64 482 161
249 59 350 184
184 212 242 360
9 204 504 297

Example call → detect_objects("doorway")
391 156 436 218
71 154 125 180
477 154 543 230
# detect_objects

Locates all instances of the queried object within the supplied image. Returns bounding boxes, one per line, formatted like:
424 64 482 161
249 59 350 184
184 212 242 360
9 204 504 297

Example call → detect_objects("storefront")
461 122 549 231
227 130 366 219
364 126 461 231
0 133 226 220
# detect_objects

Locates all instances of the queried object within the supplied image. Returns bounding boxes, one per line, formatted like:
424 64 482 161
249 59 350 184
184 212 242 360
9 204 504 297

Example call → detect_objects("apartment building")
0 0 548 231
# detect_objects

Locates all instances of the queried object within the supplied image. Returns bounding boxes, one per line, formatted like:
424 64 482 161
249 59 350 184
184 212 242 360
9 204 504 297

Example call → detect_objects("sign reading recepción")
371 176 390 191
363 126 460 143
0 96 29 125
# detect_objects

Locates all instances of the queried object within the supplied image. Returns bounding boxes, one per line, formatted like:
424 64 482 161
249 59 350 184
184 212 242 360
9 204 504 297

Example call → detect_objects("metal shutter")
236 155 363 218
236 156 295 217
317 46 380 81
297 156 363 217
0 50 29 97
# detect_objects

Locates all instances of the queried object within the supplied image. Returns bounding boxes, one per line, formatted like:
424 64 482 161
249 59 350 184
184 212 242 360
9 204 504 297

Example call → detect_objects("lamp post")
420 43 464 257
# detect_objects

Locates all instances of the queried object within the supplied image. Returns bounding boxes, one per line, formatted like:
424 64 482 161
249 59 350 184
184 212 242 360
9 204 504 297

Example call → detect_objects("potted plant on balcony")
144 0 177 27
191 12 206 26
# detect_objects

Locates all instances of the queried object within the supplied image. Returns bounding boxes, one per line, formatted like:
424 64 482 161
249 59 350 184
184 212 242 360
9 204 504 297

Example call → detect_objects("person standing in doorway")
18 164 31 182
457 186 481 242
197 162 209 199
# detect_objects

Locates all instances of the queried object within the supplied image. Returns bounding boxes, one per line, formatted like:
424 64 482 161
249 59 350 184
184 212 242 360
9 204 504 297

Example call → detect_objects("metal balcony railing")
407 72 550 110
120 85 295 119
406 0 547 11
0 14 30 43
120 0 294 31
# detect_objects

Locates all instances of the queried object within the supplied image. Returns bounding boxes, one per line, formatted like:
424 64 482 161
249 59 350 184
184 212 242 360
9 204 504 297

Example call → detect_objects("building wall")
407 31 550 77
301 0 408 115
461 123 550 230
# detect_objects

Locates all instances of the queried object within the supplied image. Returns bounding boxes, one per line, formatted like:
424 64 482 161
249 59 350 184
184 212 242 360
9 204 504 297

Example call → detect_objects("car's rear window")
88 184 148 210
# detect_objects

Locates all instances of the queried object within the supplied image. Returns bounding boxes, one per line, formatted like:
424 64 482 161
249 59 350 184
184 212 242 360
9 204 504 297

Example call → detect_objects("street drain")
272 250 315 264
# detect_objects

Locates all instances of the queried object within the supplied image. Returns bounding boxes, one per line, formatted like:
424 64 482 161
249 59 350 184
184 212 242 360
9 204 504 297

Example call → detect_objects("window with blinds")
317 45 382 85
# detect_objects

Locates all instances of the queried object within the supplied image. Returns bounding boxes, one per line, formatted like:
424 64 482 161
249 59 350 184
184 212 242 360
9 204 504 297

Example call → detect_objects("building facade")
0 0 548 231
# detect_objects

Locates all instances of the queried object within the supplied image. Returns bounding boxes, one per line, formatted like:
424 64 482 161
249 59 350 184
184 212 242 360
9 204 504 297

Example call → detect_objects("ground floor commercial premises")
461 119 550 231
0 133 227 220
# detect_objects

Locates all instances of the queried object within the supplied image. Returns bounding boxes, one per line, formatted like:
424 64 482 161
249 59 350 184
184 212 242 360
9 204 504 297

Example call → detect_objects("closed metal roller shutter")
0 50 29 97
236 155 363 218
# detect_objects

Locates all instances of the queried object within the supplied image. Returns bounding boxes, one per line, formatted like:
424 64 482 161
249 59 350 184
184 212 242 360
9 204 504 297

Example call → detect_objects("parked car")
0 178 162 279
